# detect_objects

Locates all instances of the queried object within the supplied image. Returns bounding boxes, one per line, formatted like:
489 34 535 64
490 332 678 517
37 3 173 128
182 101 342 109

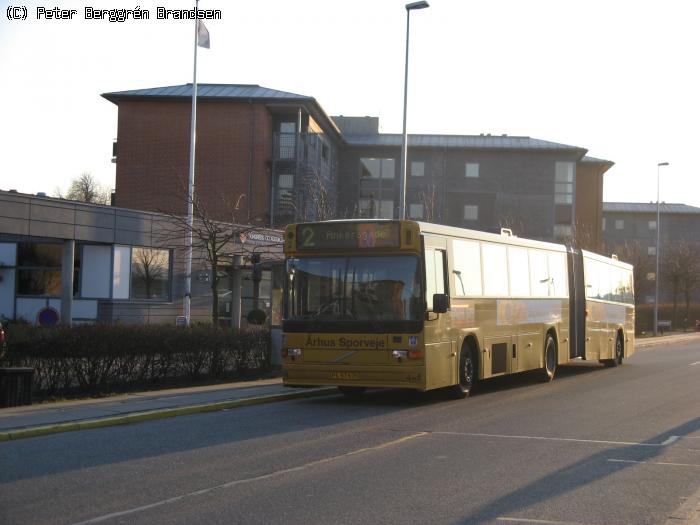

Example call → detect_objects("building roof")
102 83 342 138
101 84 591 155
102 83 313 103
343 133 586 152
603 202 700 214
581 155 614 165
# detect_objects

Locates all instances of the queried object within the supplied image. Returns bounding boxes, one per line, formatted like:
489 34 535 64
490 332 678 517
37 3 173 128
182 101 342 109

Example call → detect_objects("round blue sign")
37 307 60 327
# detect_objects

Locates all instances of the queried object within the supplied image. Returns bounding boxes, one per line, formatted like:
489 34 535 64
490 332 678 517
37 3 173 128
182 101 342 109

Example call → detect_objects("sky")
1 0 698 206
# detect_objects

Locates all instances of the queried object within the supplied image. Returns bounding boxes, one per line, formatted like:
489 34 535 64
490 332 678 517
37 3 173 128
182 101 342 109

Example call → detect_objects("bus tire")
338 386 366 399
447 344 476 399
540 334 557 382
603 333 624 367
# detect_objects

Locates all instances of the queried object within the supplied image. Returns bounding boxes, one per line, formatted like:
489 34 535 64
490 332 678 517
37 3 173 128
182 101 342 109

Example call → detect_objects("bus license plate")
330 372 359 380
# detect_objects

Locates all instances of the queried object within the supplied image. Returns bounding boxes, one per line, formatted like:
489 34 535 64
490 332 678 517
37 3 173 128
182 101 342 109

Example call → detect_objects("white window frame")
464 205 478 221
411 161 425 177
409 203 424 219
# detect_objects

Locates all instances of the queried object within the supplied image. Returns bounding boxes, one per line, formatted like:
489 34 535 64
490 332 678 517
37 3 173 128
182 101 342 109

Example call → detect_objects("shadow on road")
456 416 700 524
0 360 623 485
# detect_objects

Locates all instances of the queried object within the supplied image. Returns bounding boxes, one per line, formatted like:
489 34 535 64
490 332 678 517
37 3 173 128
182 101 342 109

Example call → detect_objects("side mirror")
432 293 449 314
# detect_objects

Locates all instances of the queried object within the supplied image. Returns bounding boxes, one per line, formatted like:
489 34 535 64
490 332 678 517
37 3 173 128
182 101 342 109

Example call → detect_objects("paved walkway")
0 377 334 440
636 331 700 348
1 331 698 441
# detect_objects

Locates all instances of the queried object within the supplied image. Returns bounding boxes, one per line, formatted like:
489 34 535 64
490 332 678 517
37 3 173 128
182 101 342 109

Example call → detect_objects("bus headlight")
285 348 302 359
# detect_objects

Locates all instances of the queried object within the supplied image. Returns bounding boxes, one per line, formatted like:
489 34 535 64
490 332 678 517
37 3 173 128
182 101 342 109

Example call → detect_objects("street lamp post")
399 0 429 220
654 161 669 336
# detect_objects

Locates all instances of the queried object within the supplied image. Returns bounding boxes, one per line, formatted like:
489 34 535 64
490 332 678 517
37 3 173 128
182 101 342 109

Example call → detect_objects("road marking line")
608 459 700 468
70 432 427 524
661 435 680 446
429 431 671 447
497 517 600 525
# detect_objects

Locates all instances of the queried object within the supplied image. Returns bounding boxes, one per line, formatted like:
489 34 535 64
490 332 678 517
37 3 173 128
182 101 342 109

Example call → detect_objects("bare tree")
158 188 264 324
607 240 654 309
300 169 336 221
498 213 526 237
55 172 111 204
680 243 700 330
663 240 700 329
132 248 169 299
418 183 441 223
571 220 598 252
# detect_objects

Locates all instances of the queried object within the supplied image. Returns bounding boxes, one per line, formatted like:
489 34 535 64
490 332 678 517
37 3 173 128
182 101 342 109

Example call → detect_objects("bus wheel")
447 345 475 399
540 334 557 382
604 334 624 367
338 386 366 399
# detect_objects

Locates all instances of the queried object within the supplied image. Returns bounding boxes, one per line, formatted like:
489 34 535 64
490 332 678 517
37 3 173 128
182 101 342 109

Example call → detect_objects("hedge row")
1 323 271 398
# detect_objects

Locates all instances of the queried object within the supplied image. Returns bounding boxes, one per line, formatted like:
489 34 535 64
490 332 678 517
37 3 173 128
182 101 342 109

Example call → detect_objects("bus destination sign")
297 222 400 250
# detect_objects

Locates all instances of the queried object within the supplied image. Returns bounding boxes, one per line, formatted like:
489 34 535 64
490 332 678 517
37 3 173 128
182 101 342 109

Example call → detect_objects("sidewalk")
0 377 335 441
1 331 698 442
636 331 700 348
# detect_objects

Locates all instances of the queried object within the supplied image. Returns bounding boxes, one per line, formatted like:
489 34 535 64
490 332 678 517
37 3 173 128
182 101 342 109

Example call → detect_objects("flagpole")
184 0 200 326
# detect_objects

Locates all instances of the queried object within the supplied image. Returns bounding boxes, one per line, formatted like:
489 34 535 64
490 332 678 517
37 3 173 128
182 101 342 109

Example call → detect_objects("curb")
665 483 700 525
636 334 700 349
0 386 336 442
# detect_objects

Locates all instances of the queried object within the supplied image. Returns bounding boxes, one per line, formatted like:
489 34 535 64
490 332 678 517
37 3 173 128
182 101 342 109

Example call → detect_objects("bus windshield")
286 255 422 322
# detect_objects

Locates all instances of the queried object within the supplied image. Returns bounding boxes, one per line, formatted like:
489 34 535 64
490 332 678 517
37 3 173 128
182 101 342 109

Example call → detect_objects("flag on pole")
197 20 210 49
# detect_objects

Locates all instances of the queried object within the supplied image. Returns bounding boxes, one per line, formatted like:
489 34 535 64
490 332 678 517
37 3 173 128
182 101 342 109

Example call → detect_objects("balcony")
271 133 338 226
273 132 333 169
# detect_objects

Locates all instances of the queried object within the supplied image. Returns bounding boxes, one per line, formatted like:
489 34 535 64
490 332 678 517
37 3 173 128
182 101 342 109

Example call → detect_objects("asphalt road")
2 340 699 525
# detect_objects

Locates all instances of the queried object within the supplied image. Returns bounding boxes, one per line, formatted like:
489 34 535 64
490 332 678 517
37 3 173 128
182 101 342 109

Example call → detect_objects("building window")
276 173 295 215
131 248 170 300
554 162 574 204
359 158 396 219
411 161 424 177
278 122 296 159
648 246 656 256
16 243 62 296
360 158 395 179
464 205 478 221
409 203 424 219
615 219 624 230
465 163 479 178
113 246 131 299
554 224 572 239
359 198 394 219
648 220 657 230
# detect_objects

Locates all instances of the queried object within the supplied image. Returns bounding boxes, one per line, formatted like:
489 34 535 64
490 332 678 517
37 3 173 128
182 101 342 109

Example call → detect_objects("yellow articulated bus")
281 220 635 399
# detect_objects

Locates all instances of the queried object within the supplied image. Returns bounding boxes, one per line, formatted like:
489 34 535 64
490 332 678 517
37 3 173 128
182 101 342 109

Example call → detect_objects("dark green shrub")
246 309 267 325
2 323 271 398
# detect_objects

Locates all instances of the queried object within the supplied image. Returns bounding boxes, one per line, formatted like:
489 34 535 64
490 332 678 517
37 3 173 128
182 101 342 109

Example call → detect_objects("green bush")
246 309 267 325
1 323 271 398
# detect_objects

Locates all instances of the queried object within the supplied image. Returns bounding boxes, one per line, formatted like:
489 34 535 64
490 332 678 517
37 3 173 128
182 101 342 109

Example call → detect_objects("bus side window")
425 248 447 310
547 251 568 297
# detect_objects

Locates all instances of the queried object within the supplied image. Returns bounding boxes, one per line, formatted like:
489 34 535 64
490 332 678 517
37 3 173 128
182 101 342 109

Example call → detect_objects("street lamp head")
658 162 669 166
406 1 429 10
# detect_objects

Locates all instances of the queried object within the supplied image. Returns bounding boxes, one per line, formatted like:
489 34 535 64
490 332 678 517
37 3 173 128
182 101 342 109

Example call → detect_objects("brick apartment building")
103 83 613 251
103 84 342 227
